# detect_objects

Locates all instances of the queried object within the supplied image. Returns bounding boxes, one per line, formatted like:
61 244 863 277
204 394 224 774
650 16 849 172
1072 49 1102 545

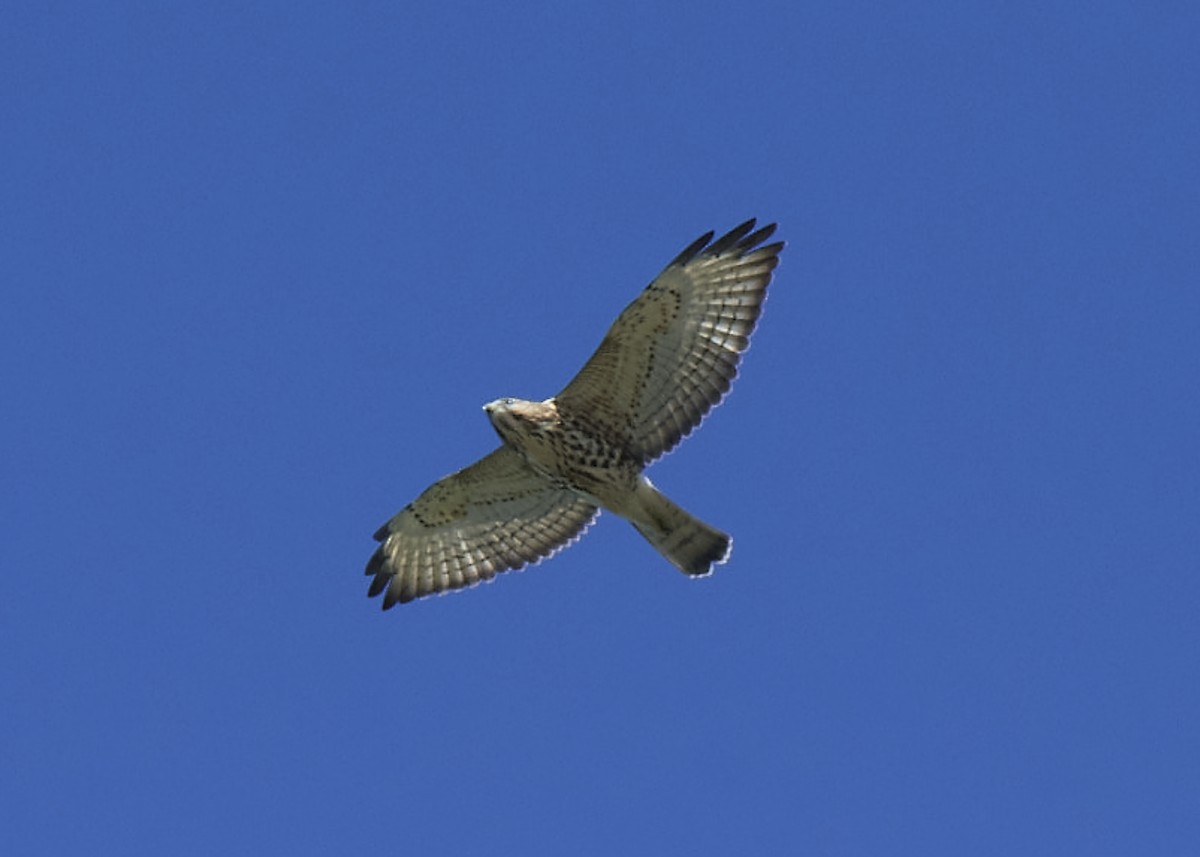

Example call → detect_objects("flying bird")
366 219 784 607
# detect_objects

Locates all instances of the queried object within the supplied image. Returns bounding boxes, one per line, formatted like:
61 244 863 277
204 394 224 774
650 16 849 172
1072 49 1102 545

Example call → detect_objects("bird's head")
483 398 559 444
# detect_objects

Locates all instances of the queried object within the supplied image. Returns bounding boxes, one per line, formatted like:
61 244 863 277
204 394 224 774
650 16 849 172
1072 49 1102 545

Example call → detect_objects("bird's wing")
556 220 782 463
366 446 598 607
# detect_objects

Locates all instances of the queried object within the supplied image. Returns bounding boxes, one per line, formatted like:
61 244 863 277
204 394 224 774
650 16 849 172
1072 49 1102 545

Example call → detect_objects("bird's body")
484 398 637 500
367 219 784 607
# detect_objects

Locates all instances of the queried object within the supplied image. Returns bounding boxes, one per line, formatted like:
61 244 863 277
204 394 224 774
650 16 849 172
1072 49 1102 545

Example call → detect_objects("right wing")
366 446 598 607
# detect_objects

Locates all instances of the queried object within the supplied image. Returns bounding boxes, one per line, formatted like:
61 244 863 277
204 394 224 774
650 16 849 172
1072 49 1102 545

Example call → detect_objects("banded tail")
626 478 731 575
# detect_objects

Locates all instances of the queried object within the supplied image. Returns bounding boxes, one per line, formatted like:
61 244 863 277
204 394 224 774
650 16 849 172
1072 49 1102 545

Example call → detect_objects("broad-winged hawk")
366 219 784 607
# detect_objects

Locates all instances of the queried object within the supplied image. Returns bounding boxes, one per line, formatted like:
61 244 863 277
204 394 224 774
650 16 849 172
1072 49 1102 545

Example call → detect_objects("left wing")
556 219 782 463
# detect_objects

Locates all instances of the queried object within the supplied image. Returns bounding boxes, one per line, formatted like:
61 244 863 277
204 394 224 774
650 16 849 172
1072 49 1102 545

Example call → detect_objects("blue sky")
3 2 1197 854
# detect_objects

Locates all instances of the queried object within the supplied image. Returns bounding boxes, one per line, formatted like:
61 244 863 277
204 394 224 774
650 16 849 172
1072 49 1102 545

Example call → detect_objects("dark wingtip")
671 219 781 268
705 219 758 256
669 230 716 267
365 545 385 576
367 567 389 596
740 222 778 252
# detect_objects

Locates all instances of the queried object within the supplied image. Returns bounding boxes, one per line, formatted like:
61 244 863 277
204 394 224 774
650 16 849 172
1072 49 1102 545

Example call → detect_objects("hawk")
366 219 784 607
